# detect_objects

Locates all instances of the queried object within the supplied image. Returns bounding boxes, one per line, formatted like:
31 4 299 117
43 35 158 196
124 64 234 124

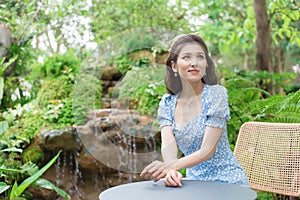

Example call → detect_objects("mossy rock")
22 146 44 165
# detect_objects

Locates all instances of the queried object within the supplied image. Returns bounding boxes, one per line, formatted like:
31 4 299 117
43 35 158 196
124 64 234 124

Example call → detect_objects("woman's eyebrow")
180 52 205 55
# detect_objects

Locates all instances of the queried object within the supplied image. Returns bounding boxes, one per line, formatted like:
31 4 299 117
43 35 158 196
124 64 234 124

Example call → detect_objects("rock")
34 109 161 200
100 66 122 81
39 127 81 151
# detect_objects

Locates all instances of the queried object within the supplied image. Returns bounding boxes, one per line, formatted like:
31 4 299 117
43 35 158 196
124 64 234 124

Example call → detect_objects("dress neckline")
173 84 208 131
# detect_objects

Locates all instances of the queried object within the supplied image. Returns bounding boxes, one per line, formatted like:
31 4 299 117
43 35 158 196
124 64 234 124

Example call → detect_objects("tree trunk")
0 23 12 59
274 47 283 73
253 0 272 72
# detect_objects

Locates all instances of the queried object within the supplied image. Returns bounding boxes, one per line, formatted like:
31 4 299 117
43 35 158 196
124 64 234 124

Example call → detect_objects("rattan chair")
234 122 300 198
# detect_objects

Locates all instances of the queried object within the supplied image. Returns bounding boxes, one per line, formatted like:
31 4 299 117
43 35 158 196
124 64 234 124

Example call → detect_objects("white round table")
99 180 257 200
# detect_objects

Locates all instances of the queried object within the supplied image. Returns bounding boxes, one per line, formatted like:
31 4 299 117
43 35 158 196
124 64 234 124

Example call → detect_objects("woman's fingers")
140 161 162 178
164 176 177 186
164 170 182 187
175 171 183 186
140 160 180 184
151 167 165 180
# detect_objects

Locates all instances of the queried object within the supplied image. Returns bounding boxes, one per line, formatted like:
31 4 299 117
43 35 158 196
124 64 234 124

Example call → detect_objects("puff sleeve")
204 85 230 129
157 94 174 130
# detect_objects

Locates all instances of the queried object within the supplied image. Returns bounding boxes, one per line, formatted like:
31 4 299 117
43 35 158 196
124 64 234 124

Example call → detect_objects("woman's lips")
188 69 199 73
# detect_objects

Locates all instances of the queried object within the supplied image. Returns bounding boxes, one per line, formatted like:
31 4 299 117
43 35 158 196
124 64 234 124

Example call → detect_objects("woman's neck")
179 81 204 98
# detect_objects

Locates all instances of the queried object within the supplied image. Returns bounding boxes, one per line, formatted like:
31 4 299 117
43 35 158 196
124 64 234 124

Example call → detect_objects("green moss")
22 146 44 165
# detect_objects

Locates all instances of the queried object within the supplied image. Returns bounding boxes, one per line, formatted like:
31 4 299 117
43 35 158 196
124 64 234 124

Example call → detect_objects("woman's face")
172 43 207 84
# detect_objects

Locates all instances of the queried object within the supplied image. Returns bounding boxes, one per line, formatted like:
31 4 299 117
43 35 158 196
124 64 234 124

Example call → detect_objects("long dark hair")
165 34 218 95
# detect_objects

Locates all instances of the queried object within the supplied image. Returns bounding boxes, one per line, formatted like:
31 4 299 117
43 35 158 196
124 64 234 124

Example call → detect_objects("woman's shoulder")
159 93 176 106
205 84 228 102
206 84 228 95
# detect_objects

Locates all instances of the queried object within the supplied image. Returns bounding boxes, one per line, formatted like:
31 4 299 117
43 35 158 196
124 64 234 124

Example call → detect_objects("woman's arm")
140 126 177 177
149 126 222 180
140 125 182 186
161 126 178 162
173 126 222 170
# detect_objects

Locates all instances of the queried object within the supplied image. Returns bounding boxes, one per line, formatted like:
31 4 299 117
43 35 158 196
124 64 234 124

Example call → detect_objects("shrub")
73 73 102 125
219 67 300 149
117 65 166 116
36 52 81 78
36 76 73 106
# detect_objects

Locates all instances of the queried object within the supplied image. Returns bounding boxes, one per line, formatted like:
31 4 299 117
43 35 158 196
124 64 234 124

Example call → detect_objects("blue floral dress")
157 84 249 187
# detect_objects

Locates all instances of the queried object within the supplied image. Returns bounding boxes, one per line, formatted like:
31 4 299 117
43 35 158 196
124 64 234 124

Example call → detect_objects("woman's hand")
164 169 182 187
140 160 177 182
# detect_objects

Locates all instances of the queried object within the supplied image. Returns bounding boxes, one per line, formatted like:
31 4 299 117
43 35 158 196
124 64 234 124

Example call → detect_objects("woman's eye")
183 55 190 59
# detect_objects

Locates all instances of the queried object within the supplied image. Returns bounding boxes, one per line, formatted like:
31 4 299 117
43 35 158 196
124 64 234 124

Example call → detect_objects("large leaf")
0 77 3 103
12 150 62 197
0 182 10 194
2 148 23 153
9 181 18 199
34 178 70 200
0 121 8 135
0 165 22 173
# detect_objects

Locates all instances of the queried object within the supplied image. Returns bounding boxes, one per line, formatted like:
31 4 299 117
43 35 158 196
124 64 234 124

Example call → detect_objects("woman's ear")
171 61 177 72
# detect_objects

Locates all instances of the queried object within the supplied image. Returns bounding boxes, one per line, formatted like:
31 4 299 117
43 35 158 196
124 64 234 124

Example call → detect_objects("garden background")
0 0 299 199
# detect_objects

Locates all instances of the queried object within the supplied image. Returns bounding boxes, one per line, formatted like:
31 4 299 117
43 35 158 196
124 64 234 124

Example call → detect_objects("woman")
140 33 249 187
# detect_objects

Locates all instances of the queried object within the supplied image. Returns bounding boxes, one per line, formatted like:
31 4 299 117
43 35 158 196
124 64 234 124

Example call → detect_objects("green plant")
130 81 165 116
35 52 81 79
117 65 166 116
36 75 73 106
0 148 24 186
0 55 18 110
42 98 76 129
73 73 102 125
1 111 44 149
219 67 300 149
22 146 44 165
243 70 297 94
115 55 150 74
0 150 70 199
114 55 134 74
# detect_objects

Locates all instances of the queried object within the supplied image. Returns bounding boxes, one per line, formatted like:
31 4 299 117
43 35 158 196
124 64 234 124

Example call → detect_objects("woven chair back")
234 122 300 197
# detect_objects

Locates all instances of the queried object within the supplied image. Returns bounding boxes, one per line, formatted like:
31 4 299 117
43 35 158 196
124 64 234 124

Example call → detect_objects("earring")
174 72 178 77
203 65 208 76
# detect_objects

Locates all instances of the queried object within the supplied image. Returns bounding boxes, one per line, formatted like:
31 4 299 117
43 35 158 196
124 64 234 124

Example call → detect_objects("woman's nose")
190 58 198 67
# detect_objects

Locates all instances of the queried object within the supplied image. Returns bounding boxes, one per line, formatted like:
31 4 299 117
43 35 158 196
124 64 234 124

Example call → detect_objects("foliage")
115 55 150 74
0 0 93 54
256 191 275 200
36 76 73 106
114 55 134 74
73 73 102 125
117 66 166 116
269 0 300 46
186 0 299 73
0 1 299 199
2 76 36 110
0 103 44 149
34 51 81 79
130 81 166 116
45 98 75 126
0 121 9 136
219 67 300 149
236 69 297 94
91 0 192 44
22 146 44 165
0 150 70 200
0 148 24 186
